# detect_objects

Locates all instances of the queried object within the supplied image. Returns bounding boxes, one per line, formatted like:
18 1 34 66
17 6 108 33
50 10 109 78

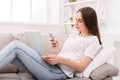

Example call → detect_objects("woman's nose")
75 21 78 26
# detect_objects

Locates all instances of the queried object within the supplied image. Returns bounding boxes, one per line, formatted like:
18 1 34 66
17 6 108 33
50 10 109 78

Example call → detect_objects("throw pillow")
83 47 116 77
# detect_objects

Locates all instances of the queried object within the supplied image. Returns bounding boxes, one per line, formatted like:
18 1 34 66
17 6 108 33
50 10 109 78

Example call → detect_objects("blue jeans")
0 40 67 80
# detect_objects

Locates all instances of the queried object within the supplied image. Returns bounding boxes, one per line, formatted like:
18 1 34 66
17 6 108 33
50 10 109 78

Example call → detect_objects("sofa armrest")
90 63 119 80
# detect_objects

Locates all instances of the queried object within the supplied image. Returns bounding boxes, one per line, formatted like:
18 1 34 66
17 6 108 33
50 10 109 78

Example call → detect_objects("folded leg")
0 40 67 80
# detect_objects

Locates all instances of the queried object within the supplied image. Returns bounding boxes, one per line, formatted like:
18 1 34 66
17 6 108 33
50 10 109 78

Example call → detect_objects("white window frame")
0 0 60 25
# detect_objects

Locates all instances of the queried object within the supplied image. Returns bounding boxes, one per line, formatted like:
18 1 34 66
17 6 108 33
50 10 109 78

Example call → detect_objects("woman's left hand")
42 54 61 65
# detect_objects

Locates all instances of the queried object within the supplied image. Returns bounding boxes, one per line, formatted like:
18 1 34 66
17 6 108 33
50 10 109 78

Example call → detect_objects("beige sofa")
0 33 119 80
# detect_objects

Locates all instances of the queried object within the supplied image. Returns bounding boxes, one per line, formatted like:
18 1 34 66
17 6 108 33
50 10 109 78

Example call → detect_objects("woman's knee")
11 40 19 44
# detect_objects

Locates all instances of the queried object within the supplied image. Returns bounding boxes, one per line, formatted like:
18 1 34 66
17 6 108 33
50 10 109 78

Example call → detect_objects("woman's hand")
50 40 60 53
50 40 59 49
42 54 62 65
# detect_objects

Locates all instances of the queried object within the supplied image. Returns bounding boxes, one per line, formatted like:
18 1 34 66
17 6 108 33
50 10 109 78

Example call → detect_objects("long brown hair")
76 7 102 45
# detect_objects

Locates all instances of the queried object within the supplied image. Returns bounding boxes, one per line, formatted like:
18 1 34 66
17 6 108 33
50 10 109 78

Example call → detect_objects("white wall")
101 0 120 35
100 0 120 77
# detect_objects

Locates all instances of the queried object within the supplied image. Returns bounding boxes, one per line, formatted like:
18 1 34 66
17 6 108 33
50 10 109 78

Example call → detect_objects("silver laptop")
24 30 44 56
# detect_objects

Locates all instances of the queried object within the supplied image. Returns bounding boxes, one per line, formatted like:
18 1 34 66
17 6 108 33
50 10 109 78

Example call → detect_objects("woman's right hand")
50 40 59 49
50 40 60 53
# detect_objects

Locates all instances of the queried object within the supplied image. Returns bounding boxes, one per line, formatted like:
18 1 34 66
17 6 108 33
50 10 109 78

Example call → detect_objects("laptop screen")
24 30 45 56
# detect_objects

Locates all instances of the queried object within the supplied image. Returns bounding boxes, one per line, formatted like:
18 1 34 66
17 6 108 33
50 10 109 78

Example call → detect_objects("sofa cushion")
0 73 36 80
14 33 28 45
67 77 90 80
104 77 113 80
67 77 112 80
0 73 19 79
90 63 119 80
0 64 17 73
18 73 36 80
0 33 14 50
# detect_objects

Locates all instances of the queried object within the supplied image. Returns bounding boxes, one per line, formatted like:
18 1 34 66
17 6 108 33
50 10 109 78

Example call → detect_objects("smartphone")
49 33 55 41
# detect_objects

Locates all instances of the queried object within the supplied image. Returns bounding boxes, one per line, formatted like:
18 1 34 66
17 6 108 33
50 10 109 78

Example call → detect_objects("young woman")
0 7 102 80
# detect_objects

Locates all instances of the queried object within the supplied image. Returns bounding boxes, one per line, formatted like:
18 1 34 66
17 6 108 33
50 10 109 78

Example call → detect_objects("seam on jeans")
16 47 63 74
0 48 16 63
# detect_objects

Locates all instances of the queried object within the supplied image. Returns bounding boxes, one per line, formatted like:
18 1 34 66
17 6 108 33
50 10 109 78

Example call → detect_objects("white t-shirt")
58 33 102 77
